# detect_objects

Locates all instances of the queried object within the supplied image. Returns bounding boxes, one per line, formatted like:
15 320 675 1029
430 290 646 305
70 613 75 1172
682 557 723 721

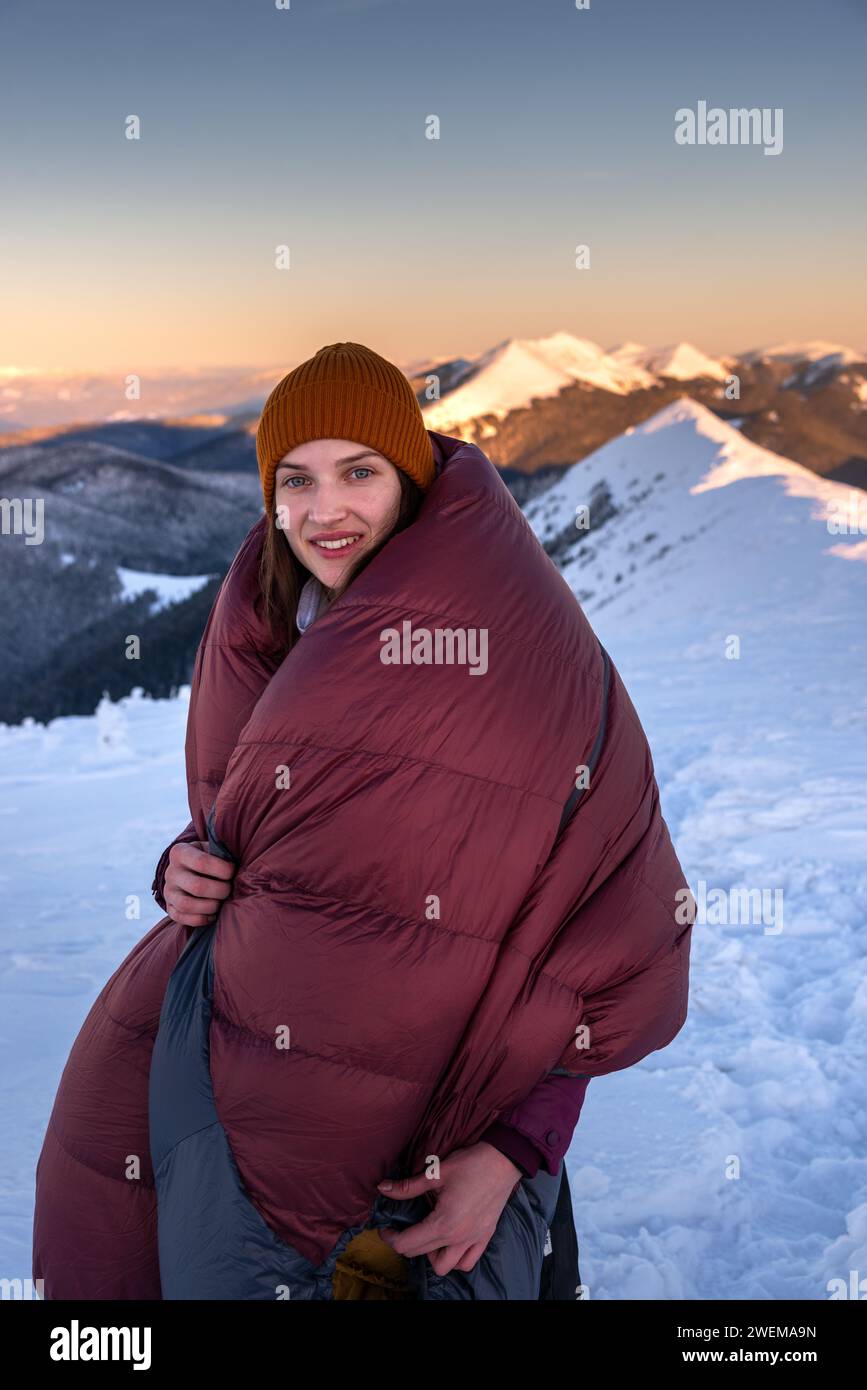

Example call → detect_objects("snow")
421 331 656 436
524 398 867 1299
608 340 730 382
115 566 214 611
3 398 866 1299
525 396 867 615
741 340 866 367
420 333 733 438
0 687 194 1284
850 377 867 407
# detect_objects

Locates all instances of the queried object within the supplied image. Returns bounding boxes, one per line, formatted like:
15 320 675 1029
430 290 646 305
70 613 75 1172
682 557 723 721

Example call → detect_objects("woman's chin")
312 559 347 585
308 543 368 588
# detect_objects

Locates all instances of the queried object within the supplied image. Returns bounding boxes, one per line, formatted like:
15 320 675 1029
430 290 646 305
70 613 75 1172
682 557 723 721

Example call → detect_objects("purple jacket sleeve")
480 1072 591 1179
151 819 200 912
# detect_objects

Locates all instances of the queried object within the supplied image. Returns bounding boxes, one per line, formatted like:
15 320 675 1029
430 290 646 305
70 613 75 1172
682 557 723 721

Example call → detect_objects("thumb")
377 1171 436 1200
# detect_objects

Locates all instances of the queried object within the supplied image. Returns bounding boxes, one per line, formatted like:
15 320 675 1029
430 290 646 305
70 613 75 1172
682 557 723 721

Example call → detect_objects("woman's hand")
164 840 236 926
375 1141 522 1276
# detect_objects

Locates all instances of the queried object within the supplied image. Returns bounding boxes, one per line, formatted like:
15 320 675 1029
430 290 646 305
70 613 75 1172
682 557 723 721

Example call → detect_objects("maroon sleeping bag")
33 429 693 1297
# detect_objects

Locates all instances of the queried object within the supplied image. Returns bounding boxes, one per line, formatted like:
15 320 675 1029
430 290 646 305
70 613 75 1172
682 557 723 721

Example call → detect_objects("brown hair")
257 467 426 651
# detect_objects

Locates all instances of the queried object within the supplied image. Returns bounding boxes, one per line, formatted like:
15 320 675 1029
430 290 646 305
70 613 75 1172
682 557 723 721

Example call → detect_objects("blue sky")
1 0 864 369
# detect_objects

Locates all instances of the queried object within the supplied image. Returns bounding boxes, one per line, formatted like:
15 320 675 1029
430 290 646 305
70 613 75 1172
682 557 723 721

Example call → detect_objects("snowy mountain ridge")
524 395 867 628
420 331 658 436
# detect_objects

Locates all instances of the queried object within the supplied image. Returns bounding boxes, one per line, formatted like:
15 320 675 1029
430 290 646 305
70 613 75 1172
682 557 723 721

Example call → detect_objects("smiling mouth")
309 534 362 554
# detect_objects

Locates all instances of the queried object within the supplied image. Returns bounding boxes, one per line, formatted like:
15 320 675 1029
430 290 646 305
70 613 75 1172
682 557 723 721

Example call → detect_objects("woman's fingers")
173 842 236 881
377 1171 439 1201
378 1209 451 1259
162 841 237 924
456 1240 487 1272
169 864 234 901
167 842 236 898
428 1243 470 1276
165 905 217 926
165 887 223 924
165 842 236 915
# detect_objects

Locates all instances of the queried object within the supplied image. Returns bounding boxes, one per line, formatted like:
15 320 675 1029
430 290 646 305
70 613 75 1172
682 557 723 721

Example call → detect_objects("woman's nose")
308 494 348 523
308 509 347 526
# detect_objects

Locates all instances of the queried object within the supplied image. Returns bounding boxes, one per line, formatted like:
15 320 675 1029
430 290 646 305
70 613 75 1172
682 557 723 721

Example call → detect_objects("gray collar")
295 575 332 634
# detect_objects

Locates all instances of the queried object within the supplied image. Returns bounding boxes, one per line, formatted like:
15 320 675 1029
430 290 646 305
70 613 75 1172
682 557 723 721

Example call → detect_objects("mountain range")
1 332 865 725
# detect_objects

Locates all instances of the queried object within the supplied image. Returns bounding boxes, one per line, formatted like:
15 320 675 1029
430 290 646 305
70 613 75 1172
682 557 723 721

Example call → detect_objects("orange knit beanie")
255 342 436 513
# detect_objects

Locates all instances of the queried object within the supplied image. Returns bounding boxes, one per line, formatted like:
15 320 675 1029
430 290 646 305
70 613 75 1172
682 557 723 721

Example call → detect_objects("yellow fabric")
331 1226 414 1301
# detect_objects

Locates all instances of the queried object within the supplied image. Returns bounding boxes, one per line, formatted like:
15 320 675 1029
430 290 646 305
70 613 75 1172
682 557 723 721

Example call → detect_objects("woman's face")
274 438 403 596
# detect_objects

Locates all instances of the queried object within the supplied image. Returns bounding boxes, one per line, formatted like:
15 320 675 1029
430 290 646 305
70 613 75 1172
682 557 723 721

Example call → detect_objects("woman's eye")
279 468 372 488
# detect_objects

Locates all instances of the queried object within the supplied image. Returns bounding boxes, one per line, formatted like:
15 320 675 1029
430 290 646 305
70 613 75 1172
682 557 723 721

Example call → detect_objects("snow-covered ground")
2 398 866 1299
0 689 193 1289
115 566 215 610
526 399 867 1299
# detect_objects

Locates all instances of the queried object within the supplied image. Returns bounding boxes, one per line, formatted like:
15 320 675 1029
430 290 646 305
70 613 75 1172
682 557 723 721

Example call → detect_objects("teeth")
314 536 360 550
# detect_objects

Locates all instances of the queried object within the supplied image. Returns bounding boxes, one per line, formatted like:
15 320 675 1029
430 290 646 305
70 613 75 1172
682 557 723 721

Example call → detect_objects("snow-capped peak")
609 341 730 382
606 340 648 358
421 331 656 434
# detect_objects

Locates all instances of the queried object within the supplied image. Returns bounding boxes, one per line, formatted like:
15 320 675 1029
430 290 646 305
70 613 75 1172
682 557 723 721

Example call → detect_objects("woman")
33 342 693 1301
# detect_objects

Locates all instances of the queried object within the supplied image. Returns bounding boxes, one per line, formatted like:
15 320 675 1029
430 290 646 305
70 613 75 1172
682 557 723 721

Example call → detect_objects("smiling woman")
275 440 404 594
32 340 692 1303
255 345 431 649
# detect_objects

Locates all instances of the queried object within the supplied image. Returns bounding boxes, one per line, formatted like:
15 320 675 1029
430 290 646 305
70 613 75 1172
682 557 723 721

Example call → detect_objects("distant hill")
0 437 261 725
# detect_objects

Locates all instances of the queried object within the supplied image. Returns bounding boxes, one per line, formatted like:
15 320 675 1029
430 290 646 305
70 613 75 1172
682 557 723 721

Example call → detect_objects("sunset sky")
1 0 864 374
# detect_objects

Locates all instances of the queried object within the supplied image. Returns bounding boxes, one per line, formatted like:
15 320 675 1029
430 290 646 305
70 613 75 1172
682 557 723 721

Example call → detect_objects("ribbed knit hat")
255 342 436 513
